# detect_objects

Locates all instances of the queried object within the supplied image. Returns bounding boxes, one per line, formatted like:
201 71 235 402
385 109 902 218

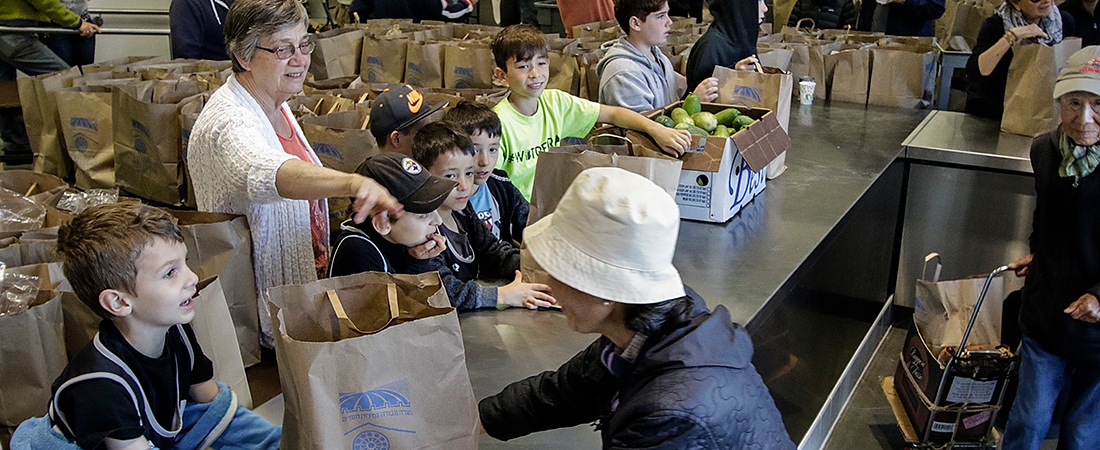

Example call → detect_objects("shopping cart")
884 265 1019 449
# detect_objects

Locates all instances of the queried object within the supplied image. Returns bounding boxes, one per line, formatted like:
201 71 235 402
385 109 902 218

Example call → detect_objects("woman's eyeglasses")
255 39 317 60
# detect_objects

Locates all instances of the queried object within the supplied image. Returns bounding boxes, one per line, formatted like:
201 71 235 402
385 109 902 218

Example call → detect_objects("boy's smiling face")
497 53 550 100
430 149 479 212
470 130 501 186
122 238 199 328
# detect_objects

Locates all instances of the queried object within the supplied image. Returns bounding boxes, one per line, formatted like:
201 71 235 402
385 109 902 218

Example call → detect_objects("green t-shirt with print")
493 89 601 200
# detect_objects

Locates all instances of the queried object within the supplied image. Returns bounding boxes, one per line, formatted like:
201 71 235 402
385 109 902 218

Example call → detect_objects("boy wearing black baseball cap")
328 152 457 277
370 85 448 156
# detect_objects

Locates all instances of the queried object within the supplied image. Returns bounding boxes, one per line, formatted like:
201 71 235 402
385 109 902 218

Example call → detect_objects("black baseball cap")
369 85 448 139
355 153 457 214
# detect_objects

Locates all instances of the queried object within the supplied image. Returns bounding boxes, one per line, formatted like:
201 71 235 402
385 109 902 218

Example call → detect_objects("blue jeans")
0 28 70 81
1003 335 1100 450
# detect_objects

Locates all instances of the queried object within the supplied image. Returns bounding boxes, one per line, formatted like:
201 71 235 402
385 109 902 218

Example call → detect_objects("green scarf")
1059 132 1100 181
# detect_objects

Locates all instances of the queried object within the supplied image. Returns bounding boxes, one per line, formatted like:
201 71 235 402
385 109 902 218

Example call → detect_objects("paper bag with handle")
268 271 479 449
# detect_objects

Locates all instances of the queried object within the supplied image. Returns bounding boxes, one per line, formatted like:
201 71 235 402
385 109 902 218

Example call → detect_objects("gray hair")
224 0 309 73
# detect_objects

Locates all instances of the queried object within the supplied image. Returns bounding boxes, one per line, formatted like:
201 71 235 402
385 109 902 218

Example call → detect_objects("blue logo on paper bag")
367 56 383 67
313 143 343 160
340 379 415 426
352 430 390 450
733 85 761 103
340 389 410 414
454 67 473 78
70 117 97 132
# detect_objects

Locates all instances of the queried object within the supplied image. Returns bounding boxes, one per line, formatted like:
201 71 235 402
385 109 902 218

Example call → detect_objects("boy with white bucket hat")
478 167 795 448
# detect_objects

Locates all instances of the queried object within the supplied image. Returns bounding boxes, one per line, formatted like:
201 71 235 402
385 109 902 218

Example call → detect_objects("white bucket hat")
526 167 686 304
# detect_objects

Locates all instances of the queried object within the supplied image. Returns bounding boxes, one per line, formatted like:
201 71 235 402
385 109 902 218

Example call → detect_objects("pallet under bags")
268 271 479 449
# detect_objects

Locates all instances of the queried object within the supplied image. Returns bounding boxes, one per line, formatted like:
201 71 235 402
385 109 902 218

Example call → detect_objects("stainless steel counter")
902 110 1035 173
464 102 929 448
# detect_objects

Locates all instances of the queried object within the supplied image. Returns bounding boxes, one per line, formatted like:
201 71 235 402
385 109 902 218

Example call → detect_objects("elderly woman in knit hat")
1003 46 1100 449
477 167 795 448
965 0 1075 119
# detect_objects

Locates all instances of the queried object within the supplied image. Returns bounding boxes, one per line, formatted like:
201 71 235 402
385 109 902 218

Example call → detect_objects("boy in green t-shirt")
490 24 691 199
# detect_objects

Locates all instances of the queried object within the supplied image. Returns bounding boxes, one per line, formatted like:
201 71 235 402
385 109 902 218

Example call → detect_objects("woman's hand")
1007 253 1033 277
1065 293 1100 323
693 77 719 103
348 174 401 224
735 54 760 71
1009 24 1048 41
498 270 555 309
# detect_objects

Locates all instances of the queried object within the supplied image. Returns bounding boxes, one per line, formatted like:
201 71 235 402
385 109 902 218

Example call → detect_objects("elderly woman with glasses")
188 0 400 346
478 168 795 449
1003 46 1100 450
965 0 1075 119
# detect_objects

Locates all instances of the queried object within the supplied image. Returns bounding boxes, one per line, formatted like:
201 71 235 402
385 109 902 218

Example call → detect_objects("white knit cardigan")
187 75 325 344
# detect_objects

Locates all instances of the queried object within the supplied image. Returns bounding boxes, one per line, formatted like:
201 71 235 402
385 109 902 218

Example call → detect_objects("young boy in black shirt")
329 152 457 277
412 122 555 310
442 101 529 245
14 203 279 450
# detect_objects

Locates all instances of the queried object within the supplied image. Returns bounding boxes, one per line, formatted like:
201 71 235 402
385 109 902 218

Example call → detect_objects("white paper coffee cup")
799 80 815 105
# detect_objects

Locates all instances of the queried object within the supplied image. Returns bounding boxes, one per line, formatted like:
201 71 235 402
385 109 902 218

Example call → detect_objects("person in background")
413 122 556 311
169 0 233 60
684 0 764 90
557 0 615 37
10 203 280 450
1002 45 1100 450
668 0 703 22
787 0 858 30
490 24 690 200
857 0 944 36
597 0 719 112
188 0 401 346
43 0 96 66
348 0 474 23
370 84 447 156
478 167 796 449
965 0 1073 119
1063 0 1100 46
329 152 457 278
0 0 98 80
442 101 530 245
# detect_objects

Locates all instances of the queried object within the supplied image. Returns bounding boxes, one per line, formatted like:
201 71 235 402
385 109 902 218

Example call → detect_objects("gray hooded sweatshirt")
596 37 682 112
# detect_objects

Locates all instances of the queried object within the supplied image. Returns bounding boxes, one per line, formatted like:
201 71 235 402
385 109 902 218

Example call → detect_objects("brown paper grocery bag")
443 43 496 89
268 271 479 449
190 277 253 408
405 41 446 88
787 40 842 100
867 45 939 108
0 289 66 427
113 80 211 206
548 51 583 97
311 28 366 80
180 92 213 209
169 211 261 368
826 45 873 105
361 36 409 83
5 263 98 360
55 86 117 189
18 66 84 179
0 240 56 267
713 65 793 132
1002 38 1082 137
528 144 683 224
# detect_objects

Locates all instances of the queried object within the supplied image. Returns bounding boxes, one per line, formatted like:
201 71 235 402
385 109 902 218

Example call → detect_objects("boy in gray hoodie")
596 0 718 112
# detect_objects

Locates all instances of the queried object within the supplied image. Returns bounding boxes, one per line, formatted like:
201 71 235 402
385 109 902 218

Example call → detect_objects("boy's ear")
372 213 392 236
388 130 402 148
630 16 642 32
493 67 507 86
99 289 132 318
